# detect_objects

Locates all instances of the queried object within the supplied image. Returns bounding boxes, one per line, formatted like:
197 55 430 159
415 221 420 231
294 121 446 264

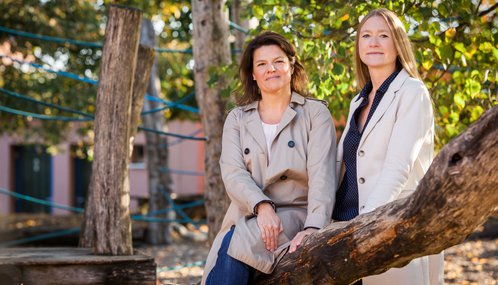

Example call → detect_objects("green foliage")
240 0 497 148
0 0 104 145
0 0 196 146
1 0 496 151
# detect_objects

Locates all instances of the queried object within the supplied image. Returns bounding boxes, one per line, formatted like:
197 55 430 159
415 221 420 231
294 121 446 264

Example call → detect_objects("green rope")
0 188 84 213
0 105 93 121
0 228 80 248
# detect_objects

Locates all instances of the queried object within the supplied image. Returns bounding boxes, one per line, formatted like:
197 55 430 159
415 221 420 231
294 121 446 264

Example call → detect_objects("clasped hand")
256 203 317 253
256 203 283 252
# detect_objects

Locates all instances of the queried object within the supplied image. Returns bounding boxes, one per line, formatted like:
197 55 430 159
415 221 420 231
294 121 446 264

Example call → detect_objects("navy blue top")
332 70 400 221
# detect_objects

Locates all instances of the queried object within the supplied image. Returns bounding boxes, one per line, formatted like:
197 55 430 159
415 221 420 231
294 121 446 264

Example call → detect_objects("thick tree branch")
255 105 498 284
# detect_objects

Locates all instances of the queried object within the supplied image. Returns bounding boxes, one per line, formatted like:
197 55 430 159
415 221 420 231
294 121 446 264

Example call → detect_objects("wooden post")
130 44 155 139
192 0 232 245
139 19 174 245
79 5 142 255
230 0 248 64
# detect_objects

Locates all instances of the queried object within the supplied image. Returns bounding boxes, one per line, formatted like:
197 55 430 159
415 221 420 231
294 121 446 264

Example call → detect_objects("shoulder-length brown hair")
235 31 308 106
354 8 421 88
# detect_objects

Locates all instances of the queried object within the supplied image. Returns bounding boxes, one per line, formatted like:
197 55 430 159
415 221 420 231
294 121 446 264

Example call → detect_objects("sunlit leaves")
453 92 466 109
244 0 497 150
1 0 496 151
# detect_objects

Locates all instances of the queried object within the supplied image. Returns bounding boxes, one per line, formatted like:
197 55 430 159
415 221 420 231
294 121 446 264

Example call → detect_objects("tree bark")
230 0 248 64
140 19 173 245
192 0 232 244
255 105 498 284
130 44 155 139
79 5 142 255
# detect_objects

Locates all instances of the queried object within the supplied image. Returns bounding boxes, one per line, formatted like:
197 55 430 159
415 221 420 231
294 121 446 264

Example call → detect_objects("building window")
130 145 145 169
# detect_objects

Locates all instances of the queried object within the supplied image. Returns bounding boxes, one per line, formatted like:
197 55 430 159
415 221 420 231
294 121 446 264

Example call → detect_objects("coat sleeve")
304 104 337 229
362 81 434 214
220 108 271 215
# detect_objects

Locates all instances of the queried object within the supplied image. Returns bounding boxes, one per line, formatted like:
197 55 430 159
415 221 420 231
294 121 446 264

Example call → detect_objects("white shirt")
261 122 278 161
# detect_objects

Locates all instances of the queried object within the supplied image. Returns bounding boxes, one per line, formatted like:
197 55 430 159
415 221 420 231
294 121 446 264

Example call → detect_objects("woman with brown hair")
202 31 337 285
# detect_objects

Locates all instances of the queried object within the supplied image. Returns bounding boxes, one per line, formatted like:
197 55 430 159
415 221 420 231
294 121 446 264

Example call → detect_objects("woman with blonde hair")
334 8 444 284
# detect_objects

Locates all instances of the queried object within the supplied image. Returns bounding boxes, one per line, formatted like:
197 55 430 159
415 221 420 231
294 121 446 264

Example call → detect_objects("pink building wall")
52 148 71 215
0 120 205 215
167 121 205 196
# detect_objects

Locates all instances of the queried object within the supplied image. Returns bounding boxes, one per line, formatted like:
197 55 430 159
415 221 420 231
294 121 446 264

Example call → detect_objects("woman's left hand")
289 228 317 253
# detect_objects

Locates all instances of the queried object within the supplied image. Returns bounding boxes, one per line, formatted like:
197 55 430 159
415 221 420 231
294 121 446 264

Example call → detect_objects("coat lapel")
242 92 304 161
274 106 296 139
359 69 410 148
245 109 268 155
337 94 362 161
274 92 303 139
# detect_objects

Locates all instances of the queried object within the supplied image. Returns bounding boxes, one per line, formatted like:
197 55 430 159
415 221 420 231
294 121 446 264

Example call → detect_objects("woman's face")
358 16 397 73
252 45 292 96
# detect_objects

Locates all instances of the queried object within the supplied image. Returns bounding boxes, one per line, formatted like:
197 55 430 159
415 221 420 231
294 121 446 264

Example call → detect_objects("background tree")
79 5 146 254
0 0 104 146
0 0 198 246
191 0 232 243
140 19 173 245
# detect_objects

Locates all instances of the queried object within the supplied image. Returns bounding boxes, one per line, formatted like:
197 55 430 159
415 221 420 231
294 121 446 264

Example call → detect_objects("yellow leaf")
445 28 456 38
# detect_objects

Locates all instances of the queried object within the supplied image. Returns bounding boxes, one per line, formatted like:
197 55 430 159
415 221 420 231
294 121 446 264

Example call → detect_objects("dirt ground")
139 219 497 285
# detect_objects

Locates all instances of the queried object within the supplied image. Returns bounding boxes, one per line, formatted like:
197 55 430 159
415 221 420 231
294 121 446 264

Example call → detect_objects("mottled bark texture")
192 0 232 244
140 19 173 245
256 106 498 284
79 5 143 255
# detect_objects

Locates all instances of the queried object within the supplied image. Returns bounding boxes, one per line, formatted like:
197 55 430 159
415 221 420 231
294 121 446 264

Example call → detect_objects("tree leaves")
1 0 496 150
247 0 497 150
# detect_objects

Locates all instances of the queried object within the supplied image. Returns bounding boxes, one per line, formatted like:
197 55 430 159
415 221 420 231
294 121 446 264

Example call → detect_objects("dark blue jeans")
206 226 253 285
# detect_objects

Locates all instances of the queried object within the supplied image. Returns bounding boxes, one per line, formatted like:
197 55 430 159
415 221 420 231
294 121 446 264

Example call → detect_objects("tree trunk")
192 0 232 244
79 5 142 255
140 19 173 245
230 0 248 64
255 105 498 284
130 44 155 139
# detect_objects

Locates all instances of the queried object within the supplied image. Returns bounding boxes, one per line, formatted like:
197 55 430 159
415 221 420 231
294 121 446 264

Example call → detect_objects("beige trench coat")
336 69 444 285
201 92 337 284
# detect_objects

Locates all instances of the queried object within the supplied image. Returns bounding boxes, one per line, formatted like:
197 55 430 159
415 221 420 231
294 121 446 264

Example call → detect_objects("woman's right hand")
256 203 283 252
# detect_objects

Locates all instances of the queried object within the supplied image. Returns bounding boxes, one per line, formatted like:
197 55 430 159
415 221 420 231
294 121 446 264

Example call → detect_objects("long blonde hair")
354 8 420 88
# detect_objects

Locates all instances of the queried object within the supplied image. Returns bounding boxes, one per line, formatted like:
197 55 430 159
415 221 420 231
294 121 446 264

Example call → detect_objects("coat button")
244 148 250 155
359 177 365 184
280 175 288 180
288 140 295 148
358 150 365 157
360 205 365 210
